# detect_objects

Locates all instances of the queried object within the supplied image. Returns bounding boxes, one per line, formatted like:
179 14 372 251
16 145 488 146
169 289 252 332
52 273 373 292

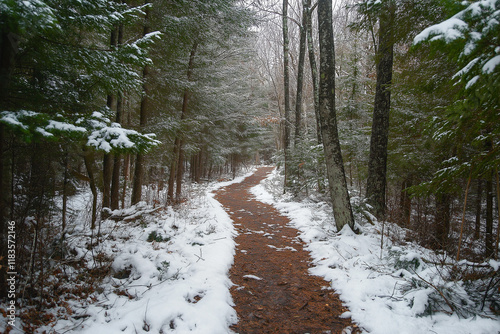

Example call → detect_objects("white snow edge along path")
250 169 500 334
40 170 257 334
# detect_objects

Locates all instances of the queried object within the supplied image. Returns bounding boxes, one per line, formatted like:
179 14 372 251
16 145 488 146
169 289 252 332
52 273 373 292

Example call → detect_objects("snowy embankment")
41 171 255 334
251 169 500 334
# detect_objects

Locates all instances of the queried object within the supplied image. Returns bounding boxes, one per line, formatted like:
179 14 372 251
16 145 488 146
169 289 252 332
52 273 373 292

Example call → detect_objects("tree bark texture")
294 7 307 146
317 0 355 232
304 0 322 145
282 0 291 186
366 1 395 220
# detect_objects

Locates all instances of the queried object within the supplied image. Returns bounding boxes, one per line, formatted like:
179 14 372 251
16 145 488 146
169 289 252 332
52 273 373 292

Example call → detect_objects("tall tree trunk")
434 193 450 250
167 41 198 204
400 177 412 226
366 0 395 220
1 30 19 296
84 151 98 230
62 151 69 235
0 124 5 298
304 0 321 145
486 172 494 257
176 139 184 202
122 153 130 209
167 137 179 205
131 5 151 205
110 24 124 210
317 0 355 232
102 154 112 210
0 31 18 105
475 179 482 239
110 94 123 210
282 0 291 187
294 6 307 146
102 25 120 211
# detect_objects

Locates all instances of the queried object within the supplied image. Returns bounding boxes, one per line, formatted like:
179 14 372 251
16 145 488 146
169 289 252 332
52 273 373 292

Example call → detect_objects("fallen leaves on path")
215 167 358 334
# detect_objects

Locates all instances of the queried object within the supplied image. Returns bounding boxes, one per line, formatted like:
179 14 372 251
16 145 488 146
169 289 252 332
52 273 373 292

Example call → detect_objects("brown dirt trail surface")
214 167 356 334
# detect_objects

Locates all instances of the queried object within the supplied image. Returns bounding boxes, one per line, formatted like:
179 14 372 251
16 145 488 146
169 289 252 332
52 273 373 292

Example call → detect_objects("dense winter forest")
1 0 499 333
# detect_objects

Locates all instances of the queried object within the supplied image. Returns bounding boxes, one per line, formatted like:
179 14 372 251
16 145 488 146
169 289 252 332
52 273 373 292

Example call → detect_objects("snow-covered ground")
251 168 500 334
18 170 255 334
4 167 499 334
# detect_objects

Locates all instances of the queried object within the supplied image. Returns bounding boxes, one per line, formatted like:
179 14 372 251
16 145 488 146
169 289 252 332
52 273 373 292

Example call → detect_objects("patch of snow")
414 17 468 44
243 275 263 281
482 55 500 73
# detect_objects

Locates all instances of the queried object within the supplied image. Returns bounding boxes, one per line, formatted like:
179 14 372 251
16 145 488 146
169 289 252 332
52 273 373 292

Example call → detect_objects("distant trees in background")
0 0 271 306
255 0 499 261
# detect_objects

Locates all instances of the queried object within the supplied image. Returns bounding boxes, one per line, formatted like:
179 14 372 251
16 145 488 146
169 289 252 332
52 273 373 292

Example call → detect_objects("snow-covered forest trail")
215 167 355 333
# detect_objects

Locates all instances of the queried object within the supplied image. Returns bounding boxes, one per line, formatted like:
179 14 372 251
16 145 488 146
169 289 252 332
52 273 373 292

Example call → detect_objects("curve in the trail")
214 167 355 334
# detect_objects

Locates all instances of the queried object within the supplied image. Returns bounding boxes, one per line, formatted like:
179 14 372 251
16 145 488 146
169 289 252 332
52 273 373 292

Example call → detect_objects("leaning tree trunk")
366 1 395 220
317 0 355 232
304 0 321 145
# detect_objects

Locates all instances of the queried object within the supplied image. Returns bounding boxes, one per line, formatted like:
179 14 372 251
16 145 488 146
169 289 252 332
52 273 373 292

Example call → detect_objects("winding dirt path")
214 167 356 334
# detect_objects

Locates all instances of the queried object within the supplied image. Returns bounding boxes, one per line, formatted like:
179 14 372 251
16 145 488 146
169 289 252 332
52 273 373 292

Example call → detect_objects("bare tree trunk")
62 151 69 236
102 96 114 210
102 154 112 210
176 139 184 202
167 138 179 205
475 179 482 239
1 28 18 293
486 172 494 257
84 151 98 230
110 24 124 210
294 5 307 146
317 0 355 232
102 25 120 211
168 41 198 204
400 177 412 226
0 124 6 298
434 193 451 250
122 153 130 209
304 0 321 145
131 5 151 205
282 0 291 187
366 0 395 220
110 94 123 210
